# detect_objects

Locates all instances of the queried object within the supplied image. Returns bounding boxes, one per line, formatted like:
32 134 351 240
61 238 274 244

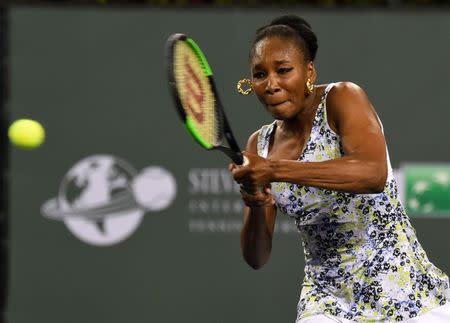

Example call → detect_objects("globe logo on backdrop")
41 155 177 246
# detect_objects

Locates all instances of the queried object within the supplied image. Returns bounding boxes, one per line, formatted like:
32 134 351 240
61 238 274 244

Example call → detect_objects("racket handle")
233 151 245 165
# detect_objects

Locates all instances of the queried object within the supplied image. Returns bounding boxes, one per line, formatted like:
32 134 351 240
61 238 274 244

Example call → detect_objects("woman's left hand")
229 151 273 190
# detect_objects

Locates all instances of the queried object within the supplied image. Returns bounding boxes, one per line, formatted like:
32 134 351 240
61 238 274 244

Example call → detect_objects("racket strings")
173 42 220 147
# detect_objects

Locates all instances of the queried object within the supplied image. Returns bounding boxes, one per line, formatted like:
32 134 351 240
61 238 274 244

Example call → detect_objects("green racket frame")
166 33 244 165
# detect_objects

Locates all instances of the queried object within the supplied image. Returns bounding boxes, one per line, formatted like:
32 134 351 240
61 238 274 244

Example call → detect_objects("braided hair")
250 15 318 62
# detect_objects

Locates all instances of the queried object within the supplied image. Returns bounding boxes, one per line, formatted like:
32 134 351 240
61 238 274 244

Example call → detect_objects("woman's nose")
265 75 280 94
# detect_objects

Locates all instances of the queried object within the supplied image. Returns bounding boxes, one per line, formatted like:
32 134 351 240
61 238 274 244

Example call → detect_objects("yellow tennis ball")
8 119 45 149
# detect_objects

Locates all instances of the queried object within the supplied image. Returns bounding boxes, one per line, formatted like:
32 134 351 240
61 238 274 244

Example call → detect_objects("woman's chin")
267 107 295 120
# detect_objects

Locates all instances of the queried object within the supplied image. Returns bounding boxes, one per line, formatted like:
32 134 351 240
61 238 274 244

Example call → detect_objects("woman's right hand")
229 158 275 208
239 184 275 208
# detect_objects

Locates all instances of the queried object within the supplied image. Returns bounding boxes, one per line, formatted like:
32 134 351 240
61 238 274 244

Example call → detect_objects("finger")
240 192 274 207
240 186 254 196
240 183 257 194
242 155 250 166
232 168 246 181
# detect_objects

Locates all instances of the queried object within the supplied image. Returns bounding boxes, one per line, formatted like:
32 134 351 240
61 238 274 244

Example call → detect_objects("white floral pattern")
257 83 450 322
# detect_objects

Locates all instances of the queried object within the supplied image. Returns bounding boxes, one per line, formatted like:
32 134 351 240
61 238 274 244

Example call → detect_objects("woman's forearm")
240 204 277 270
269 157 387 194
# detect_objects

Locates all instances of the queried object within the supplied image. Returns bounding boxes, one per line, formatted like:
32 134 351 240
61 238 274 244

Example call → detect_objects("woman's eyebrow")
274 60 290 65
252 60 290 70
252 63 263 70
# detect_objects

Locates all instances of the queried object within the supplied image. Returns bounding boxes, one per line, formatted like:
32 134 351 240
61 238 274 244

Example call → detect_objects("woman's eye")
252 71 265 79
278 67 293 74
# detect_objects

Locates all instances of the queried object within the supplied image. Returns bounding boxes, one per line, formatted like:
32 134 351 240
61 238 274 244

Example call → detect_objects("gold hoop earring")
237 79 253 96
306 79 314 95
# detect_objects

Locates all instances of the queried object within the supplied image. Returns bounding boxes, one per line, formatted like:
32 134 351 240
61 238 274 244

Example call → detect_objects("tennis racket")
166 33 245 165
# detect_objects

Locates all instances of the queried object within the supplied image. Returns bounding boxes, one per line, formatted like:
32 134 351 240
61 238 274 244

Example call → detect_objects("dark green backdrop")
7 7 450 323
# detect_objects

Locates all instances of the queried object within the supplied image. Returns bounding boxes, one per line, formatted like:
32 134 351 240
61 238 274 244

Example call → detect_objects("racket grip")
232 151 245 165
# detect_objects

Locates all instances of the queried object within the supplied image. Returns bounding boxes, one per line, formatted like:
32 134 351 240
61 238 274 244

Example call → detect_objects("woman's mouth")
267 101 287 108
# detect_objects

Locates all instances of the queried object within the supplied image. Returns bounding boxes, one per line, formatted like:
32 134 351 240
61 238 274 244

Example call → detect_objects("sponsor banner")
402 164 450 217
184 166 447 234
41 160 450 245
185 165 450 231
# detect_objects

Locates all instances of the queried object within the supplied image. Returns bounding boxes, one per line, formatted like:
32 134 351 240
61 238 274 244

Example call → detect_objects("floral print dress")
256 83 450 322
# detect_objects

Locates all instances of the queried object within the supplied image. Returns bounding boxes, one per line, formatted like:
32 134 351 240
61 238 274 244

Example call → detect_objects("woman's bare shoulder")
324 82 372 133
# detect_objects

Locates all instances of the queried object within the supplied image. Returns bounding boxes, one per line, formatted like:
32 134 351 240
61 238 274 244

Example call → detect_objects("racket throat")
215 146 244 165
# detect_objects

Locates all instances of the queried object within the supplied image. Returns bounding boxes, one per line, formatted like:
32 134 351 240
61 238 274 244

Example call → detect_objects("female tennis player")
230 15 450 322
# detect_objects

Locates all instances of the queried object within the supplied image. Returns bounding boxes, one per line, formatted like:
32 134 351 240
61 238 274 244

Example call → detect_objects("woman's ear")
307 61 317 84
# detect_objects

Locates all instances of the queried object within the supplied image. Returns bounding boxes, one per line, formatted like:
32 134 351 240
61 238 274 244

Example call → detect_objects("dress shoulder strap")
256 121 276 158
321 82 336 102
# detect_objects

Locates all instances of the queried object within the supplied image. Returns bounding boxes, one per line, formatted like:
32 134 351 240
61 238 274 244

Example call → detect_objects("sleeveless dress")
256 83 450 322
